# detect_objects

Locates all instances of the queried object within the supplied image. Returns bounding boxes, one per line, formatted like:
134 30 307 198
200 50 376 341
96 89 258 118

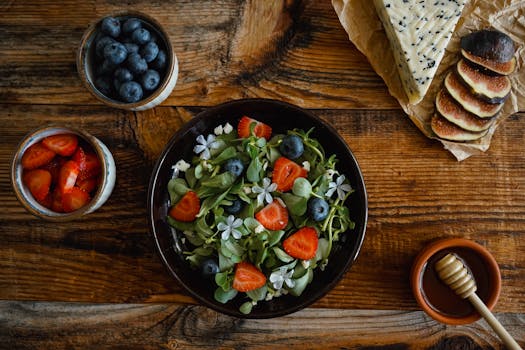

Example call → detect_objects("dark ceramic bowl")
148 98 368 318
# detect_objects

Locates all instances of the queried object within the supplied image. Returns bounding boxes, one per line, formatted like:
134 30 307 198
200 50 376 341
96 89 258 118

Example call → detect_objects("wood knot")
430 336 485 350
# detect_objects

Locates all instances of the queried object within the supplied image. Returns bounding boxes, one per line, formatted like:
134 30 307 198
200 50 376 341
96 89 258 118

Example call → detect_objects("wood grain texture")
0 301 523 350
0 0 397 109
1 104 524 315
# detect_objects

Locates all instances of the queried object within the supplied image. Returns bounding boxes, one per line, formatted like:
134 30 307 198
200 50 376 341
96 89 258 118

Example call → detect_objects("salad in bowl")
148 99 367 318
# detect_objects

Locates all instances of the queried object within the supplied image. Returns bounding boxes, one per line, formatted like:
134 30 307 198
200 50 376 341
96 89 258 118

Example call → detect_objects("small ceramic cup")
77 11 178 111
11 126 116 221
410 238 501 325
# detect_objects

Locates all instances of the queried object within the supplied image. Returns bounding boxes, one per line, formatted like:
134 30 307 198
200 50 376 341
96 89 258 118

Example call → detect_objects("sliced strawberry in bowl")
272 156 308 192
22 169 52 203
77 177 99 193
57 160 80 194
232 261 267 292
283 227 319 260
255 200 289 230
72 146 87 172
237 116 272 140
21 142 56 170
78 152 101 181
62 187 91 212
168 191 200 222
42 134 79 157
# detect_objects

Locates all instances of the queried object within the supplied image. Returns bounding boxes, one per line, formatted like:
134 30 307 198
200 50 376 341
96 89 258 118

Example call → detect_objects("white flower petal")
325 187 336 198
265 193 273 204
217 222 228 231
233 218 243 228
232 229 242 239
193 144 206 154
196 135 206 144
252 186 264 194
340 184 352 192
201 148 211 160
268 183 277 192
221 230 230 240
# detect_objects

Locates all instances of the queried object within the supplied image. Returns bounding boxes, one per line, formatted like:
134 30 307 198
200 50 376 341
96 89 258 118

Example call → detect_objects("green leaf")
239 301 253 314
167 216 195 232
267 230 285 247
246 285 267 301
214 287 238 304
223 239 245 257
255 137 266 148
195 217 214 238
183 230 204 246
210 146 237 165
219 251 235 271
281 193 308 216
197 190 231 217
243 217 261 232
201 172 236 190
185 167 197 189
289 269 313 297
194 164 203 179
292 178 312 198
167 178 189 204
246 157 262 182
316 238 330 261
273 247 294 263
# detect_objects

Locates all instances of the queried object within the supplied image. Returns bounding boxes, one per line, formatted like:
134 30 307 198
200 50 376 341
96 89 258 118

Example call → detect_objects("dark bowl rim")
147 98 368 318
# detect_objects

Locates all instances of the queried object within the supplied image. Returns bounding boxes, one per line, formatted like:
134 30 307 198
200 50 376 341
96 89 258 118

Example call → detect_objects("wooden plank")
0 0 396 109
0 104 524 313
0 301 523 349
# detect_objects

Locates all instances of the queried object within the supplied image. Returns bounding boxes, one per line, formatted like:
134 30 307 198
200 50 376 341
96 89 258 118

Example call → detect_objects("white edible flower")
326 174 352 200
193 134 219 160
302 161 310 171
324 169 336 180
223 122 233 134
218 215 243 240
172 159 190 172
254 224 265 234
214 125 224 135
252 177 277 206
269 266 295 290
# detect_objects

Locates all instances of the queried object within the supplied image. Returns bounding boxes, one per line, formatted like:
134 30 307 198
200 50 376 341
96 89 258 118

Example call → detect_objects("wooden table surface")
1 1 524 349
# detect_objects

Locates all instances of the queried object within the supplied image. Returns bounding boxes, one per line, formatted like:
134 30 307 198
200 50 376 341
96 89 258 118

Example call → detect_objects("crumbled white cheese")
223 122 233 134
214 125 223 135
302 161 310 171
254 224 265 234
301 260 311 269
243 186 252 194
172 159 190 172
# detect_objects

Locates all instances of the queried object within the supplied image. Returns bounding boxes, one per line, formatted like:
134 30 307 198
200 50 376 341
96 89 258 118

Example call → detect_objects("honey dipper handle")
468 293 522 350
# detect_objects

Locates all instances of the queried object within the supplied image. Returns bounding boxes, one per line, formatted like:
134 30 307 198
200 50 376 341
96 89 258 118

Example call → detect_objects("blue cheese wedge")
374 0 467 104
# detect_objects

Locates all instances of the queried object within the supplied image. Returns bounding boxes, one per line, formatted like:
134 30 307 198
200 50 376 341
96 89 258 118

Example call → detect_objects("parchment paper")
332 0 525 161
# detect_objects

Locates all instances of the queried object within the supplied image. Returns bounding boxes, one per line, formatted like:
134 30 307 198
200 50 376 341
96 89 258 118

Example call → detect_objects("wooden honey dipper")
435 253 522 350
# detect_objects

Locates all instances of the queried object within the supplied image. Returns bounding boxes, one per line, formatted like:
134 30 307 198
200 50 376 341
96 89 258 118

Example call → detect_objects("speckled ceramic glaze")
148 98 368 318
11 126 116 221
77 11 178 111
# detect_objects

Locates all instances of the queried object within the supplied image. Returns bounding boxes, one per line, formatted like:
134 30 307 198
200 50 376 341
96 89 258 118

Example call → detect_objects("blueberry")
126 53 148 74
151 49 167 71
119 81 143 103
97 59 117 76
95 36 115 58
94 76 112 96
280 135 304 160
307 197 329 222
100 17 121 38
223 158 244 177
131 28 151 45
114 67 133 82
140 69 160 91
201 258 219 279
124 42 139 55
224 198 243 214
122 18 142 35
140 41 159 63
103 42 128 65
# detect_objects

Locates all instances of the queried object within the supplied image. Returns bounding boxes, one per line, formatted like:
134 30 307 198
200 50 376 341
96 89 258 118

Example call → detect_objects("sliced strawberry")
51 188 64 213
42 134 78 157
57 160 80 194
78 152 101 181
77 176 98 193
72 146 87 171
232 261 267 292
41 156 67 185
38 193 53 209
21 142 56 170
22 169 52 203
62 187 91 212
272 156 308 192
282 227 319 260
237 116 272 140
255 201 289 230
168 191 200 222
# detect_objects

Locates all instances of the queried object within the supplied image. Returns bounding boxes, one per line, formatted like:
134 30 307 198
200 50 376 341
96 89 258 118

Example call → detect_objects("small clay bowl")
77 11 178 111
411 238 501 325
11 126 116 221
